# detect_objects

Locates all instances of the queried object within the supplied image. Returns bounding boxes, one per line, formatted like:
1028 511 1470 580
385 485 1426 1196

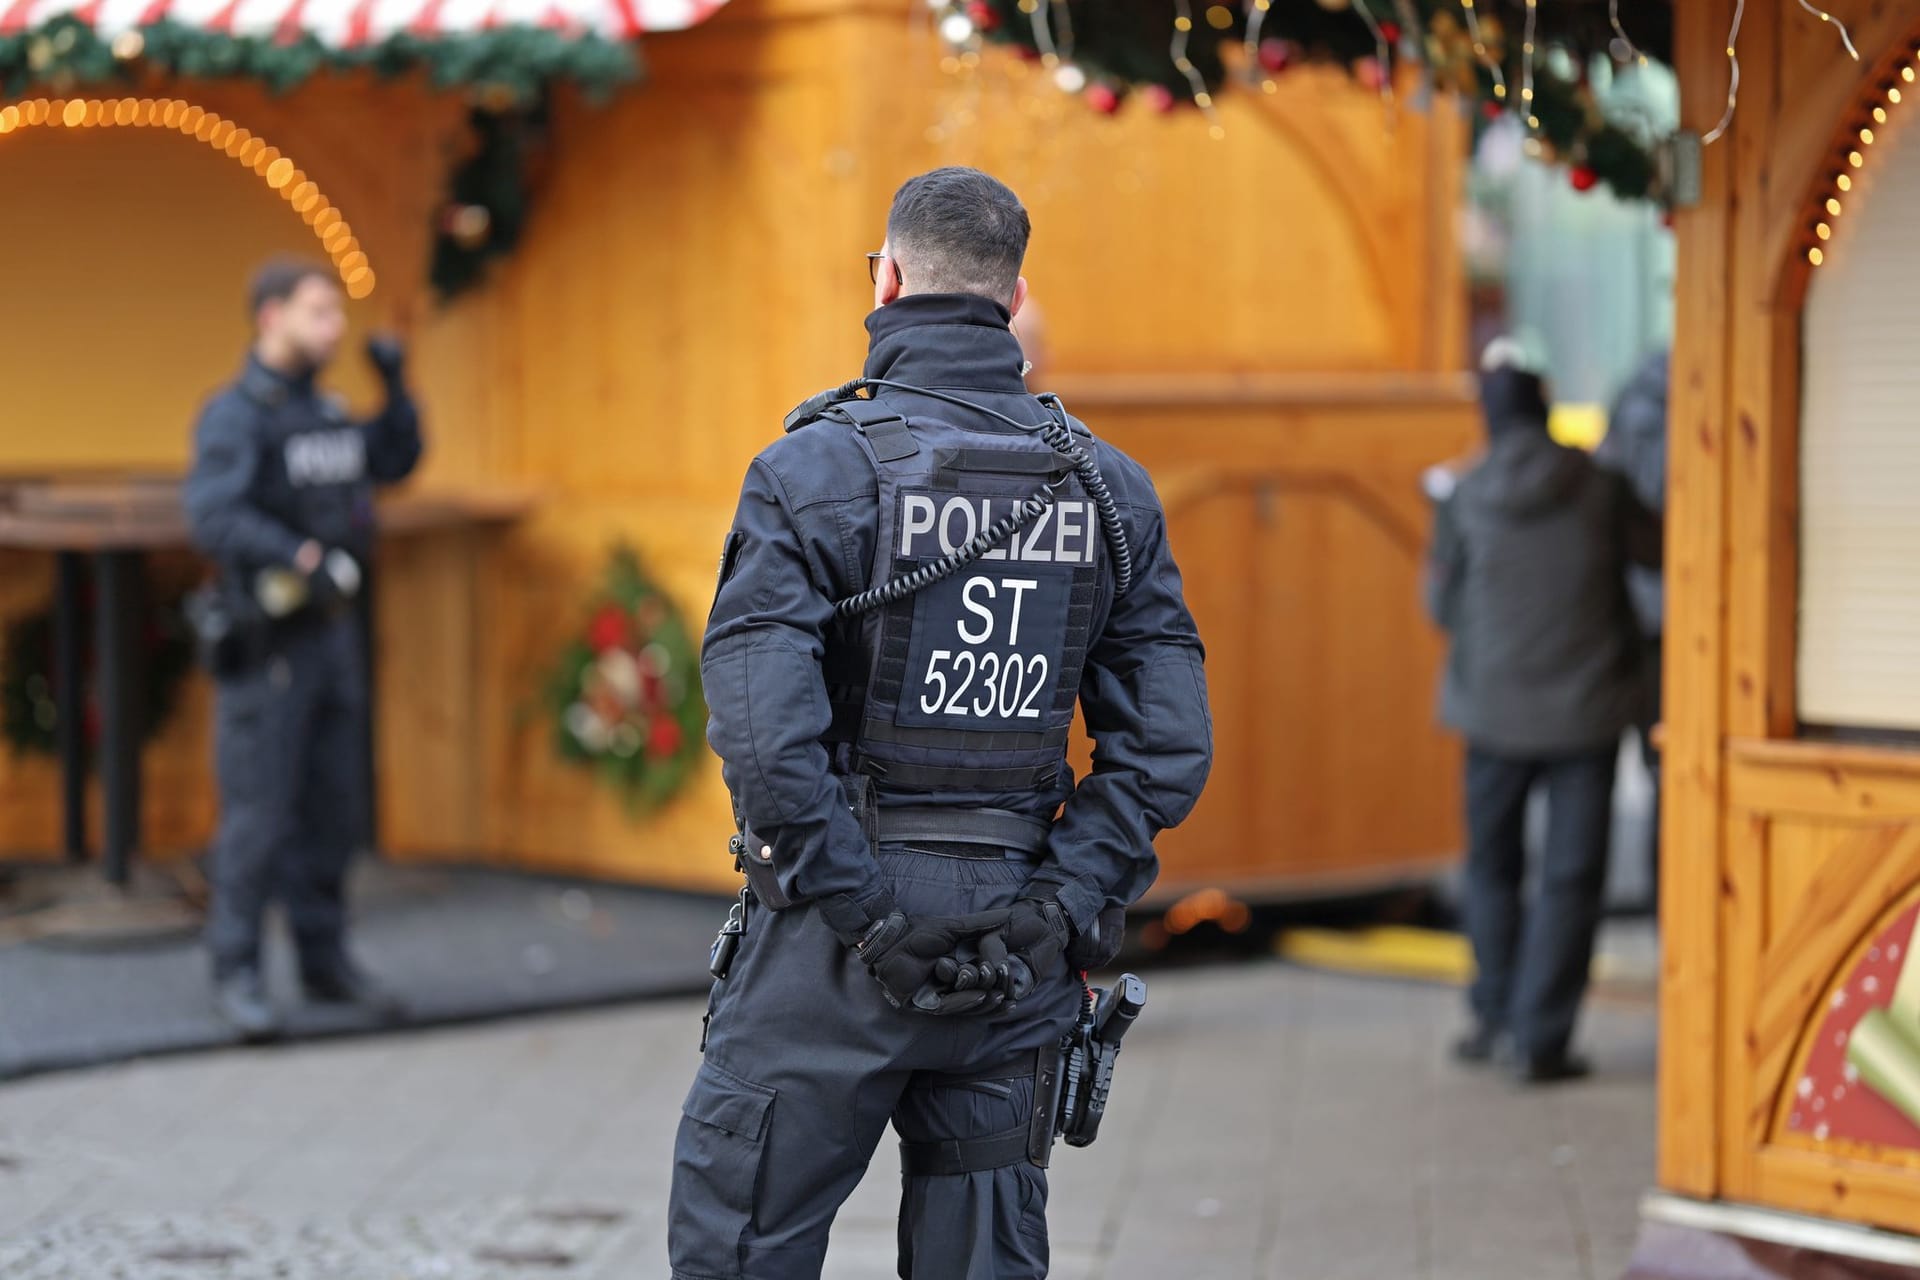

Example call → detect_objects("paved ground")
0 958 1658 1279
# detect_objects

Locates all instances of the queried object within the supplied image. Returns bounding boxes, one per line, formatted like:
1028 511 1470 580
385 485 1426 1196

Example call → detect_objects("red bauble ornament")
1481 99 1504 121
1569 165 1599 193
1354 57 1386 92
647 717 684 759
965 0 999 32
1257 37 1292 73
1085 83 1121 115
1380 21 1401 43
587 605 629 653
1143 83 1179 114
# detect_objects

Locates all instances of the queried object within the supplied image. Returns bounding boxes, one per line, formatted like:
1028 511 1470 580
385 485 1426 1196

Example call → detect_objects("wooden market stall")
1652 0 1920 1253
0 0 1476 900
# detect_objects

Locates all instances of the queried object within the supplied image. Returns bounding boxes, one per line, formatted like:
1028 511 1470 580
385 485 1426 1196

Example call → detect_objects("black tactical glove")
365 334 407 387
986 896 1073 1003
306 549 362 608
852 908 1012 1016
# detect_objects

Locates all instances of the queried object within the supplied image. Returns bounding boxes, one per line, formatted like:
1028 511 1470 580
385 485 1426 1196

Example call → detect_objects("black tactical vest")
818 396 1102 793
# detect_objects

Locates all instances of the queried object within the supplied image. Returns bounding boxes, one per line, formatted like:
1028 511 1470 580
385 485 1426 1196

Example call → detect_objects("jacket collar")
240 352 317 406
862 293 1030 395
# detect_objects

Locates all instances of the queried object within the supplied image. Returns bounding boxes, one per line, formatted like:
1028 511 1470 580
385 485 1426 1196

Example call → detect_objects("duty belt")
873 806 1051 856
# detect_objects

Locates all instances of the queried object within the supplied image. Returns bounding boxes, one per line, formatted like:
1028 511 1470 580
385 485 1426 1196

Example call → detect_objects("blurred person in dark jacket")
183 259 423 1039
1425 339 1660 1084
1594 348 1669 910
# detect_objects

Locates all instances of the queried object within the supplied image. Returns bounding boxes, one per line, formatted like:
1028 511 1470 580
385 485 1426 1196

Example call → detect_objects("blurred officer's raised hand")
364 334 407 386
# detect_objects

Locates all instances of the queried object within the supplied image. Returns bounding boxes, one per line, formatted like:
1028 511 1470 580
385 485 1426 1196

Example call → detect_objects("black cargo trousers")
669 844 1084 1280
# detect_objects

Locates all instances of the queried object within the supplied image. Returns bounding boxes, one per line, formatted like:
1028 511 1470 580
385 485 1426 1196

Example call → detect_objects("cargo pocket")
669 1060 776 1280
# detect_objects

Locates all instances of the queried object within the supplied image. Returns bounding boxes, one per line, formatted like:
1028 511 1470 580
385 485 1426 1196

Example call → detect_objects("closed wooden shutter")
1799 111 1920 731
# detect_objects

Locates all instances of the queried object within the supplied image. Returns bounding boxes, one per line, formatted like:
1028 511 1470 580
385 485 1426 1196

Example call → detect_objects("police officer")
670 168 1213 1279
183 258 423 1039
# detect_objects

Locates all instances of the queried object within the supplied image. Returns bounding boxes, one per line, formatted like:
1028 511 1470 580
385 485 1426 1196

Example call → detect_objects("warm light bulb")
938 13 973 43
62 101 86 128
1827 198 1842 215
1809 247 1824 265
1053 64 1086 92
1848 150 1864 167
1860 128 1875 145
1174 15 1192 31
1195 91 1214 108
267 158 295 187
0 106 17 132
1905 67 1916 82
1891 88 1904 104
1209 124 1227 140
1874 107 1888 123
1816 222 1831 240
1838 173 1853 191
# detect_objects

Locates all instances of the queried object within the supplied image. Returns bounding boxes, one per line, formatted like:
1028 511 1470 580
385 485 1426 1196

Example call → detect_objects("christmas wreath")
542 545 706 812
0 592 193 759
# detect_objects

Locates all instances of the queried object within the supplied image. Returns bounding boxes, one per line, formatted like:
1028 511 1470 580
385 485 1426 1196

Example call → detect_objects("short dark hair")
886 167 1030 302
248 257 336 319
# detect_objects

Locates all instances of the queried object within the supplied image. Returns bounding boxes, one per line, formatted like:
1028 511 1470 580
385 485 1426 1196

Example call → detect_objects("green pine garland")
541 545 706 814
0 15 639 100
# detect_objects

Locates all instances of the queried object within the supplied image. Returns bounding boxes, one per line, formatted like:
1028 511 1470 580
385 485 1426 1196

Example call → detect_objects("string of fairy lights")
926 0 1869 159
1805 46 1920 271
0 97 374 298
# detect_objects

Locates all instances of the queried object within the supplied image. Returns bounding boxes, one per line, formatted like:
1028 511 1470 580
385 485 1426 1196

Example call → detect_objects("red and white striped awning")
0 0 728 43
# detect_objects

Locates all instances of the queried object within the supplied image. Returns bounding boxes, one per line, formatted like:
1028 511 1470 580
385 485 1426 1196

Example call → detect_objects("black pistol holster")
893 972 1148 1178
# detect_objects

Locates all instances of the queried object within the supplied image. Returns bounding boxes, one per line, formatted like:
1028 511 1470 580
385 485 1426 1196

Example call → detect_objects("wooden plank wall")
1660 0 1920 1234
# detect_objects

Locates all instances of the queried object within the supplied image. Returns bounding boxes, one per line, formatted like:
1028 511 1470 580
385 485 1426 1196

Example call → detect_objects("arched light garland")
1805 43 1920 271
0 97 375 298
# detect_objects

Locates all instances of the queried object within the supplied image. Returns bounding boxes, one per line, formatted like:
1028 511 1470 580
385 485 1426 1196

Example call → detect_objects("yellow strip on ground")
1274 926 1473 983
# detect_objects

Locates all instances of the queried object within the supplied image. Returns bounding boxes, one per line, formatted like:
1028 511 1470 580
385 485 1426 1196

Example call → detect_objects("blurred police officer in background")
669 168 1213 1278
183 258 423 1039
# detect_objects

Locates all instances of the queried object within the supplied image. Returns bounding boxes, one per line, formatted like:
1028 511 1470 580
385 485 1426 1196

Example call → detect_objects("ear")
1009 275 1029 319
875 252 904 308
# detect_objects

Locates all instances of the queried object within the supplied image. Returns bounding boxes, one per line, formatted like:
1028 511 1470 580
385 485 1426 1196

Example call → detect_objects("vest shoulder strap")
828 397 919 463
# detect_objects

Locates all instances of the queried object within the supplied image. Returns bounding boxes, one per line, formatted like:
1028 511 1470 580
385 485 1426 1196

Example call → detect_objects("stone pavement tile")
1266 1193 1423 1280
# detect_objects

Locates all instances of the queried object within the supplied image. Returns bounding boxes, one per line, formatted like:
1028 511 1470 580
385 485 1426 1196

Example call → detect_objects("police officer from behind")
183 258 423 1038
670 168 1212 1279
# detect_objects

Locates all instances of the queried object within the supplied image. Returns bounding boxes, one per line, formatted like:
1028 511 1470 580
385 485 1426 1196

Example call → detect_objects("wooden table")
0 476 532 882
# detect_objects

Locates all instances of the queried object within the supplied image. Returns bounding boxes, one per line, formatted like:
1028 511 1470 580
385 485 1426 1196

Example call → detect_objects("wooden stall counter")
0 475 534 875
